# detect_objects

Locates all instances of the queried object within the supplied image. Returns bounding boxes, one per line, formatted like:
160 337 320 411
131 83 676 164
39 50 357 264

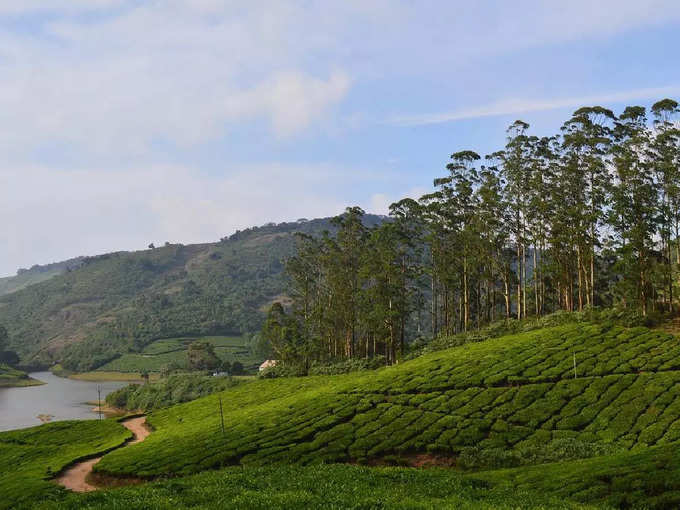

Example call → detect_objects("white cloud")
391 85 680 126
1 1 678 153
367 187 426 215
0 163 358 275
1 1 679 275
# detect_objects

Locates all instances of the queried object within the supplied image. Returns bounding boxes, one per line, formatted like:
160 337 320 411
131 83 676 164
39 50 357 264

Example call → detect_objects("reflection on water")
0 371 128 432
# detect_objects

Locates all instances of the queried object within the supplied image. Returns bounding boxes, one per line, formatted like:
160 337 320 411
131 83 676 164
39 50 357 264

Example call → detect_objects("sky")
1 1 680 276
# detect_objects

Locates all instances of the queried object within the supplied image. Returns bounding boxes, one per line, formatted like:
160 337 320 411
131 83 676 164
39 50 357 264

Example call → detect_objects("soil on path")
54 416 150 492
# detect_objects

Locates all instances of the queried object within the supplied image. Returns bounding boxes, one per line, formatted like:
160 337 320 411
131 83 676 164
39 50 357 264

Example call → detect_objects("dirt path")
54 416 150 492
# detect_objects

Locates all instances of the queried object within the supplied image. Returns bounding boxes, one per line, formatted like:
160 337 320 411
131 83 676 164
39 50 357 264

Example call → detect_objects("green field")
97 336 261 373
94 324 680 477
9 322 680 508
32 464 590 510
0 420 131 510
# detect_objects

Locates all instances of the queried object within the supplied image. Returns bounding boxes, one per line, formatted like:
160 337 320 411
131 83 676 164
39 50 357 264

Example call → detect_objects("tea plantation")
8 321 680 508
32 464 590 510
97 335 260 373
93 323 680 479
0 420 130 509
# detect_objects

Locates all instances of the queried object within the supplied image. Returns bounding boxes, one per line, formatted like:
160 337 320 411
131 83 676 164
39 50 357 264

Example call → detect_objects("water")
0 372 128 432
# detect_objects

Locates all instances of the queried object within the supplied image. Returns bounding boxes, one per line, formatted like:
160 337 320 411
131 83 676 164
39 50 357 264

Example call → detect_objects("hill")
0 215 384 371
7 321 680 508
0 257 84 297
94 323 680 476
78 321 680 508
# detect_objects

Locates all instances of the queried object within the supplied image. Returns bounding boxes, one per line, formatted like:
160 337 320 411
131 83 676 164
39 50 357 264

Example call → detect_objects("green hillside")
0 216 383 371
97 335 260 373
94 323 680 478
0 257 84 297
35 465 588 510
8 322 680 508
0 420 130 509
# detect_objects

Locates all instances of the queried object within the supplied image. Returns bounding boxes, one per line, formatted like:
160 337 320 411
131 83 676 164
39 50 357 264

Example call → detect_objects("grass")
91 323 680 479
10 321 680 509
69 371 161 382
476 442 680 508
0 364 43 387
0 419 131 510
31 464 592 510
97 335 261 374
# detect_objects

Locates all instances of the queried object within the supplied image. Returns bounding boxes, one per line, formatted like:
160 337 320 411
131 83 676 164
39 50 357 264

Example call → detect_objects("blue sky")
1 1 680 276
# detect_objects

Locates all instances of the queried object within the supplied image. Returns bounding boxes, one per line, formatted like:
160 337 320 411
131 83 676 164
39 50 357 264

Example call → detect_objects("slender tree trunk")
533 245 539 317
522 243 527 318
463 255 469 331
577 245 583 311
517 241 522 320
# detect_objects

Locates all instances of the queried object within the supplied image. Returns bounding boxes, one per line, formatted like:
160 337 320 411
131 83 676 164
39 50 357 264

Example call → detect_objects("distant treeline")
264 99 680 370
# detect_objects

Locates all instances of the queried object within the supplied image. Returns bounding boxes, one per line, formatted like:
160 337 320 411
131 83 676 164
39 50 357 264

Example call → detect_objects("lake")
0 371 128 432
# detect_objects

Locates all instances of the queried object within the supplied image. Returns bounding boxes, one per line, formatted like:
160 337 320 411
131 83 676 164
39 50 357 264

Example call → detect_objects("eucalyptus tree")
528 136 559 316
651 99 680 311
561 106 616 309
328 207 368 358
495 120 533 319
610 106 656 314
477 162 511 320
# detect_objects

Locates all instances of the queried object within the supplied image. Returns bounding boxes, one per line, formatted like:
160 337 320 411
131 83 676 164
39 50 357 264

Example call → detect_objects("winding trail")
55 416 150 492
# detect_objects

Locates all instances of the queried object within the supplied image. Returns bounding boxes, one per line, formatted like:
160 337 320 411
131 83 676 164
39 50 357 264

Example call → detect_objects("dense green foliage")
408 307 663 358
0 363 40 387
0 216 382 371
10 322 680 508
271 100 680 371
106 374 241 411
97 336 260 374
33 464 589 510
0 257 84 297
94 323 680 480
0 420 130 510
478 443 680 508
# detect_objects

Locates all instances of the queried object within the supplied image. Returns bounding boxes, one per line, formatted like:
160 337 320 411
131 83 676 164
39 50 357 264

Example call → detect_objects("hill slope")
6 321 680 509
0 216 384 371
94 324 680 482
0 257 84 297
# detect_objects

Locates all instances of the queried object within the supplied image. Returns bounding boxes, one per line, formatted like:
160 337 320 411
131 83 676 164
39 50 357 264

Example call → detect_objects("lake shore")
0 371 128 432
0 376 44 388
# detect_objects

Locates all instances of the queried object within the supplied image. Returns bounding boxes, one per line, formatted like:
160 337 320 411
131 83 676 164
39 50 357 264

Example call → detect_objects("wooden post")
97 385 102 421
219 396 225 435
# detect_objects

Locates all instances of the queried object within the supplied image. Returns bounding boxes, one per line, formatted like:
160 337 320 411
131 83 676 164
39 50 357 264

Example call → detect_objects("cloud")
225 71 351 138
390 85 680 126
1 1 679 275
367 187 426 215
1 1 679 154
0 163 364 275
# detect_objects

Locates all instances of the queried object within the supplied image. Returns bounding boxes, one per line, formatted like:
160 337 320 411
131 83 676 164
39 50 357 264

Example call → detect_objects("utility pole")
219 396 225 435
97 385 102 421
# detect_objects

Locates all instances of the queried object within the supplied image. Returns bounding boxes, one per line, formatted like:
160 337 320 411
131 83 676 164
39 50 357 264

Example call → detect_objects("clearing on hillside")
97 336 260 373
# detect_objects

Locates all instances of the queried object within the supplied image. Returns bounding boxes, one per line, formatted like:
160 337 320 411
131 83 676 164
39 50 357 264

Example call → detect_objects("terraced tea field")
0 420 130 509
97 336 260 373
95 323 680 479
9 322 680 509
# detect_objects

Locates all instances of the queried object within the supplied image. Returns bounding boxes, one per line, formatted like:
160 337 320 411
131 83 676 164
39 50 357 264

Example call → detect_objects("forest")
264 99 680 371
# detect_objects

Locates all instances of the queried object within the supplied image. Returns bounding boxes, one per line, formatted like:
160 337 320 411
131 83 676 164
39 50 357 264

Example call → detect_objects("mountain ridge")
0 214 385 371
